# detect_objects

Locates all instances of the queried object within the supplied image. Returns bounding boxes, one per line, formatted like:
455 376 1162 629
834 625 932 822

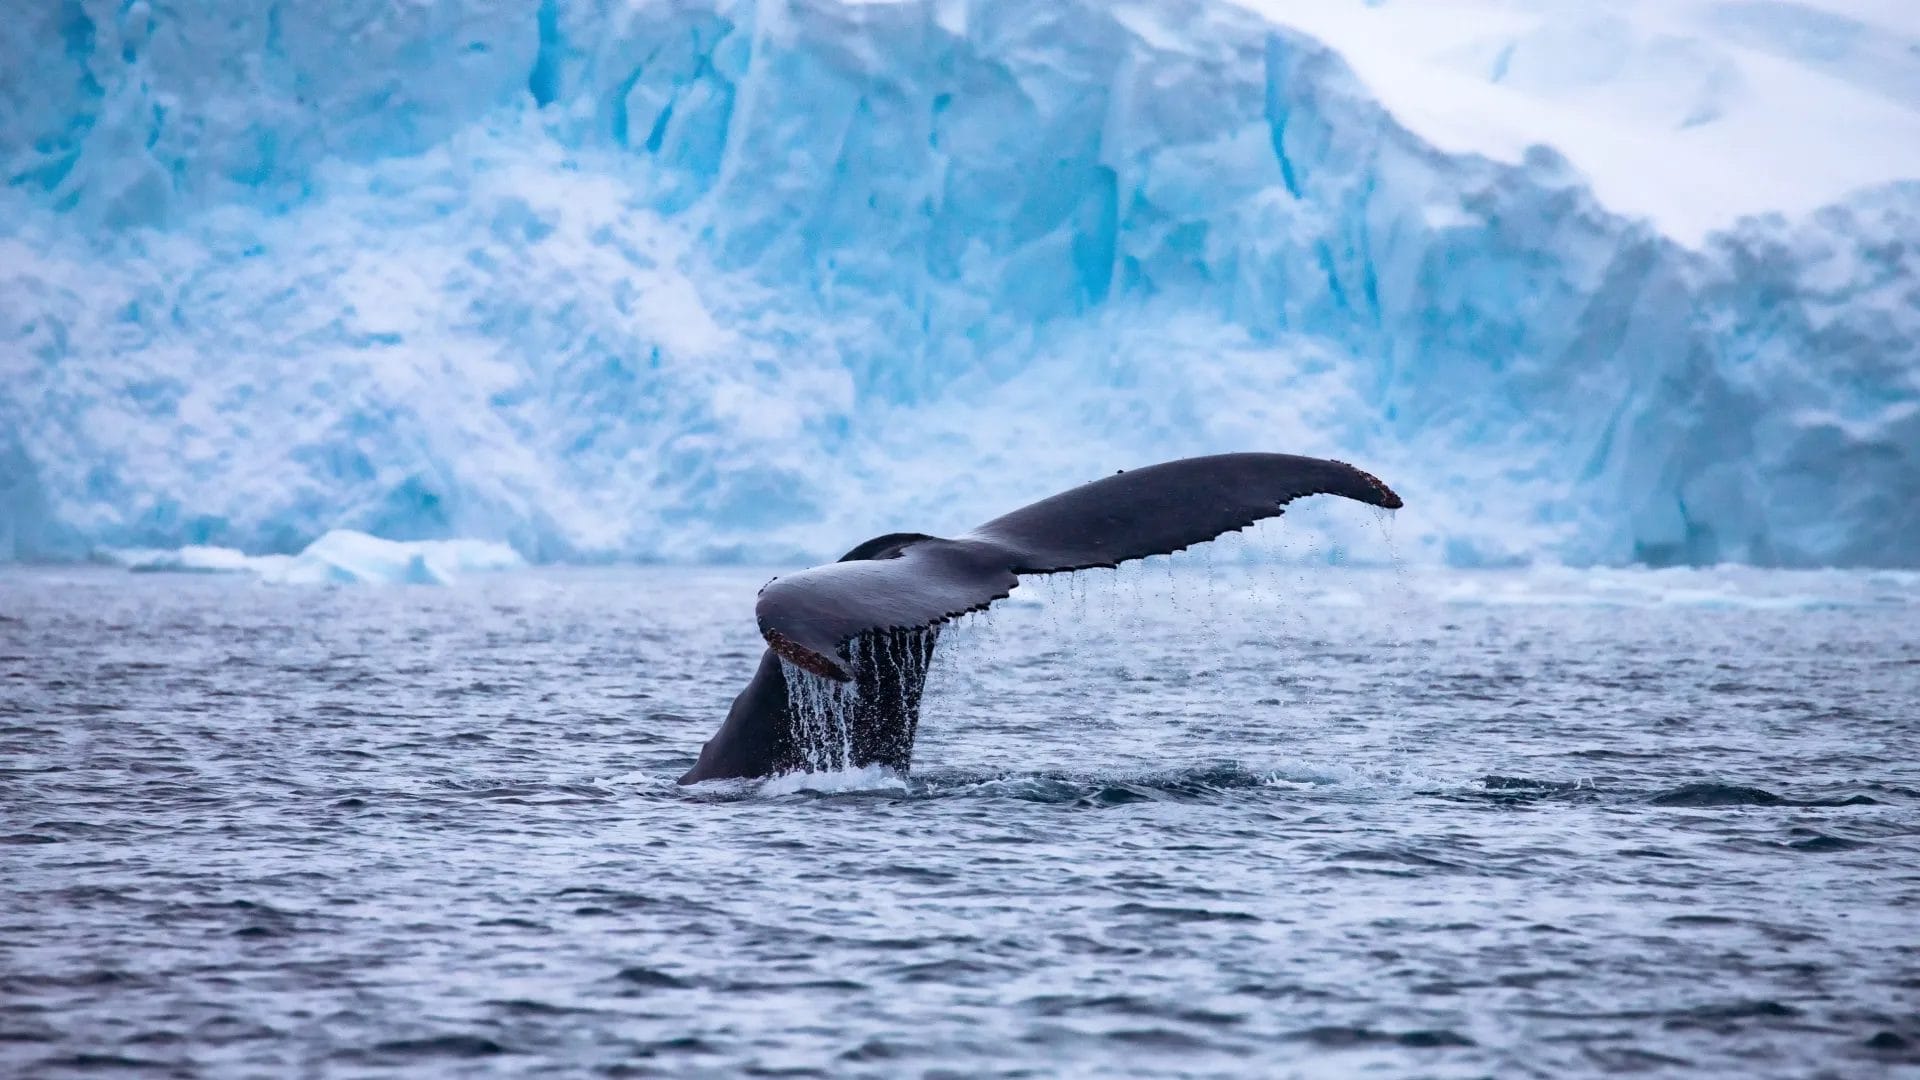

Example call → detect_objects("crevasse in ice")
2 0 1915 567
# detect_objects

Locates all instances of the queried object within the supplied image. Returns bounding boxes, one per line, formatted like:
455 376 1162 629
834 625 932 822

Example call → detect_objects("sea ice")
98 530 524 585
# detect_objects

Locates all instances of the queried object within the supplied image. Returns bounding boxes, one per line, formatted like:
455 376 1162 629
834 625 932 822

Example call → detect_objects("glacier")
1 0 1916 567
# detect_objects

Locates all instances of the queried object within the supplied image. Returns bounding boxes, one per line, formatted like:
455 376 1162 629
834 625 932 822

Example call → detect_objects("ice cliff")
2 0 1916 566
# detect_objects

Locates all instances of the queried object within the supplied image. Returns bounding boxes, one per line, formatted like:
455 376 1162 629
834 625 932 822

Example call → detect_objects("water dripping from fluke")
777 627 941 781
781 656 861 773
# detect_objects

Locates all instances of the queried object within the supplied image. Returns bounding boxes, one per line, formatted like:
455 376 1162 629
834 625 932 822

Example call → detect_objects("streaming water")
4 561 1918 1077
783 630 943 771
781 657 857 772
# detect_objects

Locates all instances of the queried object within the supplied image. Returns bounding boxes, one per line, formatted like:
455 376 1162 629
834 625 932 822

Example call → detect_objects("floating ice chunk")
97 530 523 585
268 531 524 585
98 544 295 577
270 530 522 585
1427 565 1915 611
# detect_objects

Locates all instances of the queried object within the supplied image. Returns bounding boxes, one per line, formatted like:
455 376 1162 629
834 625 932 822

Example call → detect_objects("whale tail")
681 452 1402 783
756 453 1401 680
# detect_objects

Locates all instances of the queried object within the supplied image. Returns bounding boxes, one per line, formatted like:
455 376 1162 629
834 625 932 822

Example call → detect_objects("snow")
1242 0 1920 246
100 530 524 585
1 0 1916 569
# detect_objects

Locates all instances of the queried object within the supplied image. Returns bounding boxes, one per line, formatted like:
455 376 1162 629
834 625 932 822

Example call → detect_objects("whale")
678 452 1402 784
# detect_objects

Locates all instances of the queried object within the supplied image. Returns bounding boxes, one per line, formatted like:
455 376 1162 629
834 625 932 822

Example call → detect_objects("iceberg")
274 530 526 585
99 530 524 585
1 0 1915 567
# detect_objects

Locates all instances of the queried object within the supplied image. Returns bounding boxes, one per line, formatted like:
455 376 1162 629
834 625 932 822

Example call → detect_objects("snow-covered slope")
1241 0 1920 245
2 0 1915 566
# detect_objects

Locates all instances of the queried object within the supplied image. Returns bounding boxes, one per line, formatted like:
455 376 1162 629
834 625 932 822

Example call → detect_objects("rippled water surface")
4 561 1918 1077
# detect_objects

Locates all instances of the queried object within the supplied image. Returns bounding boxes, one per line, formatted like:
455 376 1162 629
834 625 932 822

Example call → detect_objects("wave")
654 763 1898 809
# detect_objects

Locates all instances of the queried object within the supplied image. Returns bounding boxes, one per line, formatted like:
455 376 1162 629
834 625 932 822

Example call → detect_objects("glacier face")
1 0 1916 566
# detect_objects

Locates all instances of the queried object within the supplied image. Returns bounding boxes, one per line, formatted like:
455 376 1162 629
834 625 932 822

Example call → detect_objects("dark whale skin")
677 453 1401 784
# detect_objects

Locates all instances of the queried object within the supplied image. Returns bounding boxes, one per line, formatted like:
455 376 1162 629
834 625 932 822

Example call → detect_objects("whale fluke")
679 452 1401 783
755 453 1401 680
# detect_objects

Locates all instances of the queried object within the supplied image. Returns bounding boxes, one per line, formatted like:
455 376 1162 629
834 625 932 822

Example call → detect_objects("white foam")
757 764 910 797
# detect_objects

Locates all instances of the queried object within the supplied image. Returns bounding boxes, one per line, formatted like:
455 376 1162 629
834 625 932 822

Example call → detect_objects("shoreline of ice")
96 529 525 586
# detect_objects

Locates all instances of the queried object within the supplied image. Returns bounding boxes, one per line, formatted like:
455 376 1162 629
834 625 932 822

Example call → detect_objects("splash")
757 764 910 798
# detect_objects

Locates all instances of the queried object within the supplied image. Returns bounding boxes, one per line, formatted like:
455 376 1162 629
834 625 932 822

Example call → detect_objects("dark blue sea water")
4 562 1918 1077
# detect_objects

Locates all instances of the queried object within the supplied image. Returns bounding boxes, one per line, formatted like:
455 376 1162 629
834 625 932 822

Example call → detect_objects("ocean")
4 561 1916 1077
